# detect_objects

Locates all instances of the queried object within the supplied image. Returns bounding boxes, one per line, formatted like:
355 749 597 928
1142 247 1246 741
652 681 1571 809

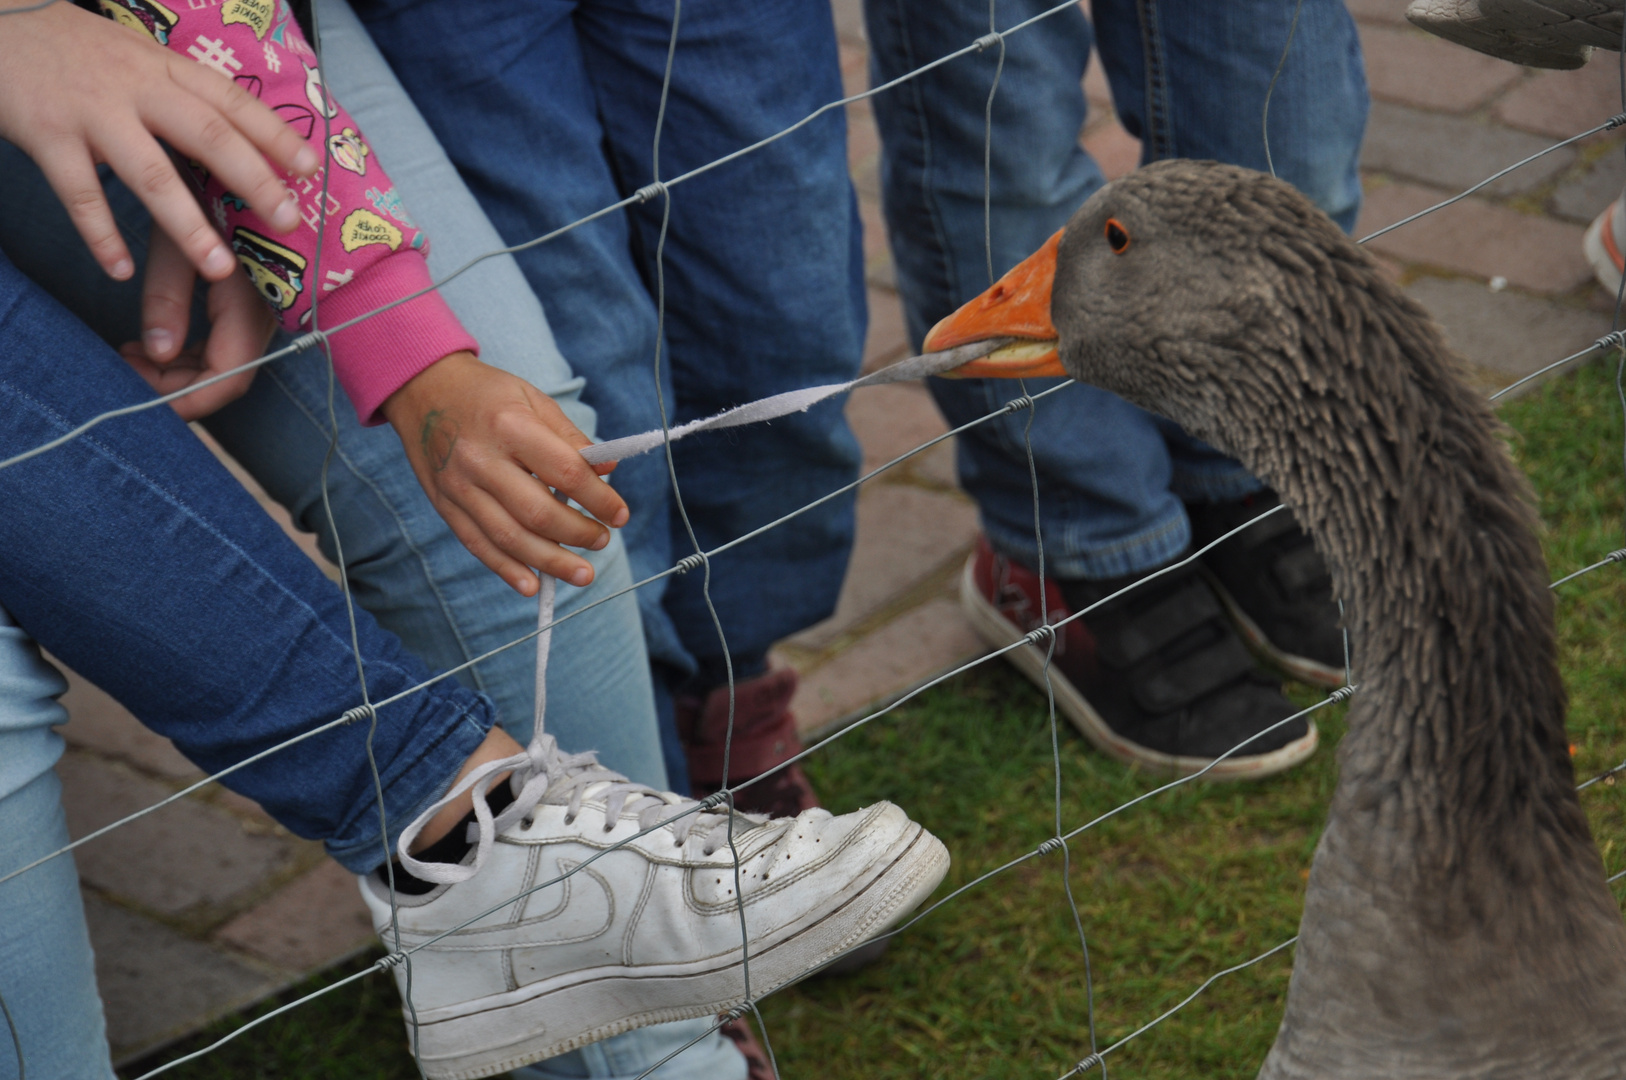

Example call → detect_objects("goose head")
926 158 1374 468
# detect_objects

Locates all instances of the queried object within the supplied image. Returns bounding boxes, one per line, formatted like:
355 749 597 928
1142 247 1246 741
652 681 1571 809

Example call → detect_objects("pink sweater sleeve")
98 0 478 425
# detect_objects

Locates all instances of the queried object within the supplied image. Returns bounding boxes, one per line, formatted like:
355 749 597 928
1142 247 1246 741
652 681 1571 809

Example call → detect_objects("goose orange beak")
924 228 1065 379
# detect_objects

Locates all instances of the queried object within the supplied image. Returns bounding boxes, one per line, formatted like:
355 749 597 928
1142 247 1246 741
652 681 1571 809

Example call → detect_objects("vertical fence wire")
6 7 1626 1076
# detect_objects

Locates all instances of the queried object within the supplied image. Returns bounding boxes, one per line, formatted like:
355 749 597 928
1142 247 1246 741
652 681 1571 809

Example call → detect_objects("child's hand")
380 353 631 594
119 228 274 419
0 0 317 282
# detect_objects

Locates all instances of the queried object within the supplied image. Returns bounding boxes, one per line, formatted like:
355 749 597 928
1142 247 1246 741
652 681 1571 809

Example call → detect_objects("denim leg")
0 250 492 872
353 0 684 696
205 352 665 785
867 0 1365 577
0 602 113 1080
355 0 865 683
865 0 1190 577
0 770 116 1080
1091 0 1368 232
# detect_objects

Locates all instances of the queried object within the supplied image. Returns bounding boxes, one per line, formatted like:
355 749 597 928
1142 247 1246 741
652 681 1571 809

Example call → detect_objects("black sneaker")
961 538 1317 780
1186 491 1347 688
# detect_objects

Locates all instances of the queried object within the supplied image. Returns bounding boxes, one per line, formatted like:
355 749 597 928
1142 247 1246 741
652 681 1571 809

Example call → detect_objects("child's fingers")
149 92 300 234
167 55 319 179
481 464 613 553
99 125 236 280
140 230 196 362
436 493 593 595
513 390 630 528
35 146 134 280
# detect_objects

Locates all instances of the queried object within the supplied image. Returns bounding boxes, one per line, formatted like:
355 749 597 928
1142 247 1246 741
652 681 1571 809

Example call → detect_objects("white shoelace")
396 576 760 885
579 338 1012 465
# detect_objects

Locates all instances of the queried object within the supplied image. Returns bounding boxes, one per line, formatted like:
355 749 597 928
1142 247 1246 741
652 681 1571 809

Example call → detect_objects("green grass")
126 359 1626 1080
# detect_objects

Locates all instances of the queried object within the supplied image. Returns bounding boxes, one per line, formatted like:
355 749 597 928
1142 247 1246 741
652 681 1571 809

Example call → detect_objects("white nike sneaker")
359 734 949 1080
1405 0 1622 70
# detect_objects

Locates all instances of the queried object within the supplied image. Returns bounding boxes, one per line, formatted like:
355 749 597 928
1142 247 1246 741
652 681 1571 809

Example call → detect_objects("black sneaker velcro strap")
1097 577 1224 668
1132 635 1258 713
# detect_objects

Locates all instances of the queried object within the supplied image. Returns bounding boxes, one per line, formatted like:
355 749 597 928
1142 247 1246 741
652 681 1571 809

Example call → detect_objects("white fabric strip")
578 338 1014 466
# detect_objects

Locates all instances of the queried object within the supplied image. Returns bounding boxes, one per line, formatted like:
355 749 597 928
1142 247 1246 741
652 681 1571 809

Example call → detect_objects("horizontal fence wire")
63 114 1626 1077
3 0 1626 1072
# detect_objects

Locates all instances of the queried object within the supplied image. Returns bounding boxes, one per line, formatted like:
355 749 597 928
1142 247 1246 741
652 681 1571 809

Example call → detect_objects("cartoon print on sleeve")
273 102 317 140
220 0 277 40
231 227 307 312
327 128 370 176
339 210 403 253
304 66 339 120
92 0 480 427
97 0 178 45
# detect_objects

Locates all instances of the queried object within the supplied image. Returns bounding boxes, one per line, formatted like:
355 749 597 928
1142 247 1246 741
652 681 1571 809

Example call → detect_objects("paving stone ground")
56 0 1626 1063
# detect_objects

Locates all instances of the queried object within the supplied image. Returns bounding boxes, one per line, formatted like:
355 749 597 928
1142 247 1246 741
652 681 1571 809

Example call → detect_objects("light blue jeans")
867 0 1369 578
0 1 739 1076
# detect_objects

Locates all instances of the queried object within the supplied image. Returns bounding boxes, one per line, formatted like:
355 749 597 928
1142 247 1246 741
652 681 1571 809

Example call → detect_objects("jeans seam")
261 365 495 704
1137 0 1173 160
886 0 961 323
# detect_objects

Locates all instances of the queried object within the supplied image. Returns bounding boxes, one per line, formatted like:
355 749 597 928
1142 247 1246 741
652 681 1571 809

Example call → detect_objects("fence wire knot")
1036 836 1065 857
719 1002 751 1022
1608 112 1626 130
1002 394 1035 415
1596 330 1626 354
697 790 730 811
1023 624 1055 649
1327 685 1356 705
1069 1052 1105 1075
1607 548 1626 565
974 31 1003 50
291 329 326 353
374 951 407 972
340 702 376 726
675 553 706 574
634 181 669 204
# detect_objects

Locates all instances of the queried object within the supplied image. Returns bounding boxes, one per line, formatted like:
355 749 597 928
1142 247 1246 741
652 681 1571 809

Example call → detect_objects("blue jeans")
352 0 867 736
0 250 499 1079
866 0 1368 578
0 2 739 1075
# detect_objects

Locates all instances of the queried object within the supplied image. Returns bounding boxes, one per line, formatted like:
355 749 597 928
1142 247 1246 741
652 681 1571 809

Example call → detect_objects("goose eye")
1104 218 1131 254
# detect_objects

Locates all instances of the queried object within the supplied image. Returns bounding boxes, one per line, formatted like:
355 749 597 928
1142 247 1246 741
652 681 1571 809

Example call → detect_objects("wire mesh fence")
4 0 1626 1077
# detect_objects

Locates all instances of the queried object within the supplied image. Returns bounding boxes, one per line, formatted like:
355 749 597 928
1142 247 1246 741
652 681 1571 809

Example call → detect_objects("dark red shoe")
675 668 820 818
960 535 1317 780
719 1015 778 1080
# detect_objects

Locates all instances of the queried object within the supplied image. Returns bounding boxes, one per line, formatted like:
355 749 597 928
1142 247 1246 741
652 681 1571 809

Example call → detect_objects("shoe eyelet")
603 823 615 833
563 814 576 826
520 816 535 830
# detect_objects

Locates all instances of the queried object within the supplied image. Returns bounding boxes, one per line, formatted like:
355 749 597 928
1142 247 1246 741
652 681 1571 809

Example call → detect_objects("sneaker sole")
959 556 1318 781
1200 571 1348 690
1585 205 1624 299
404 818 949 1079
